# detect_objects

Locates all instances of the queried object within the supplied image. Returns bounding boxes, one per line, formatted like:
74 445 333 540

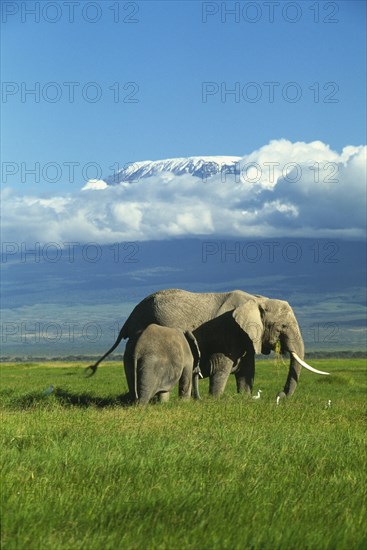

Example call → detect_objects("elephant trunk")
192 371 201 400
278 327 329 400
280 331 304 398
184 331 201 400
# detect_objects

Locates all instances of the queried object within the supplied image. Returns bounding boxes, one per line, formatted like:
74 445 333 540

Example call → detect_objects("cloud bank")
2 140 366 244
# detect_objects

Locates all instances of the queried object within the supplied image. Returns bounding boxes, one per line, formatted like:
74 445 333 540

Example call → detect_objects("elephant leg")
158 391 170 403
137 394 152 406
209 354 233 397
178 364 192 399
123 338 136 400
235 352 255 395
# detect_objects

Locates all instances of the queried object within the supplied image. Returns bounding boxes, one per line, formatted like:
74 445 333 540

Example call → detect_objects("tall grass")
1 359 366 549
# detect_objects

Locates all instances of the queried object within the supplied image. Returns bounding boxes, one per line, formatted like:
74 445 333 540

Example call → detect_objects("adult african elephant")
87 289 329 400
129 324 201 404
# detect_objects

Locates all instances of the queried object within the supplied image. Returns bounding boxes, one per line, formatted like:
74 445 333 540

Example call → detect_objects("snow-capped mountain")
104 156 242 185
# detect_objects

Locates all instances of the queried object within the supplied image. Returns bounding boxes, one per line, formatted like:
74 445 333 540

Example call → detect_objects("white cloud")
2 140 366 244
81 179 108 191
112 202 143 231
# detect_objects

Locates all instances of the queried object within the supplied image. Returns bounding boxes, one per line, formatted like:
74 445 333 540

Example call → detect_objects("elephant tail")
84 322 128 377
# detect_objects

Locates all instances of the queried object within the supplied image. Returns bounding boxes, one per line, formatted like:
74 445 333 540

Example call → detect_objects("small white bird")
42 384 54 396
252 389 262 400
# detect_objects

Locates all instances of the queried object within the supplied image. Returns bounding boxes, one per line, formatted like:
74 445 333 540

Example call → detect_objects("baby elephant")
132 324 201 405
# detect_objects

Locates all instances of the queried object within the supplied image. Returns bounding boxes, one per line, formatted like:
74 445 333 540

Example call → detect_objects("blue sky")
1 0 366 193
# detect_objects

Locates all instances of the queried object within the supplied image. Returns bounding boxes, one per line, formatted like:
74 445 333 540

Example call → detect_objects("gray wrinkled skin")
127 324 200 405
87 289 306 400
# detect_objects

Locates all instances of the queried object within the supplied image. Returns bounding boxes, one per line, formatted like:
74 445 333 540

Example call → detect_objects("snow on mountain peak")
104 155 242 185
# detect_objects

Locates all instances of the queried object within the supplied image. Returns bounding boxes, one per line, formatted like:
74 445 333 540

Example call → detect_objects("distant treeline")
305 351 367 359
0 355 124 363
1 351 366 363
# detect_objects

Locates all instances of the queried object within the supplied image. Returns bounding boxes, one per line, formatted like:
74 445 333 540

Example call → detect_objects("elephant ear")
184 331 201 369
232 301 263 355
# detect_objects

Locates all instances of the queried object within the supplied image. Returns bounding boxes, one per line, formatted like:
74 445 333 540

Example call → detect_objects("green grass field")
1 358 366 550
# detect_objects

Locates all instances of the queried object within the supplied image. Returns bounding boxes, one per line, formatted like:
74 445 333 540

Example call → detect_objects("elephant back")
122 288 258 339
122 289 229 337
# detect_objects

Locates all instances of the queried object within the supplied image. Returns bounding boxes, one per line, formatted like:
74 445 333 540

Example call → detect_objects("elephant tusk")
291 352 330 375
